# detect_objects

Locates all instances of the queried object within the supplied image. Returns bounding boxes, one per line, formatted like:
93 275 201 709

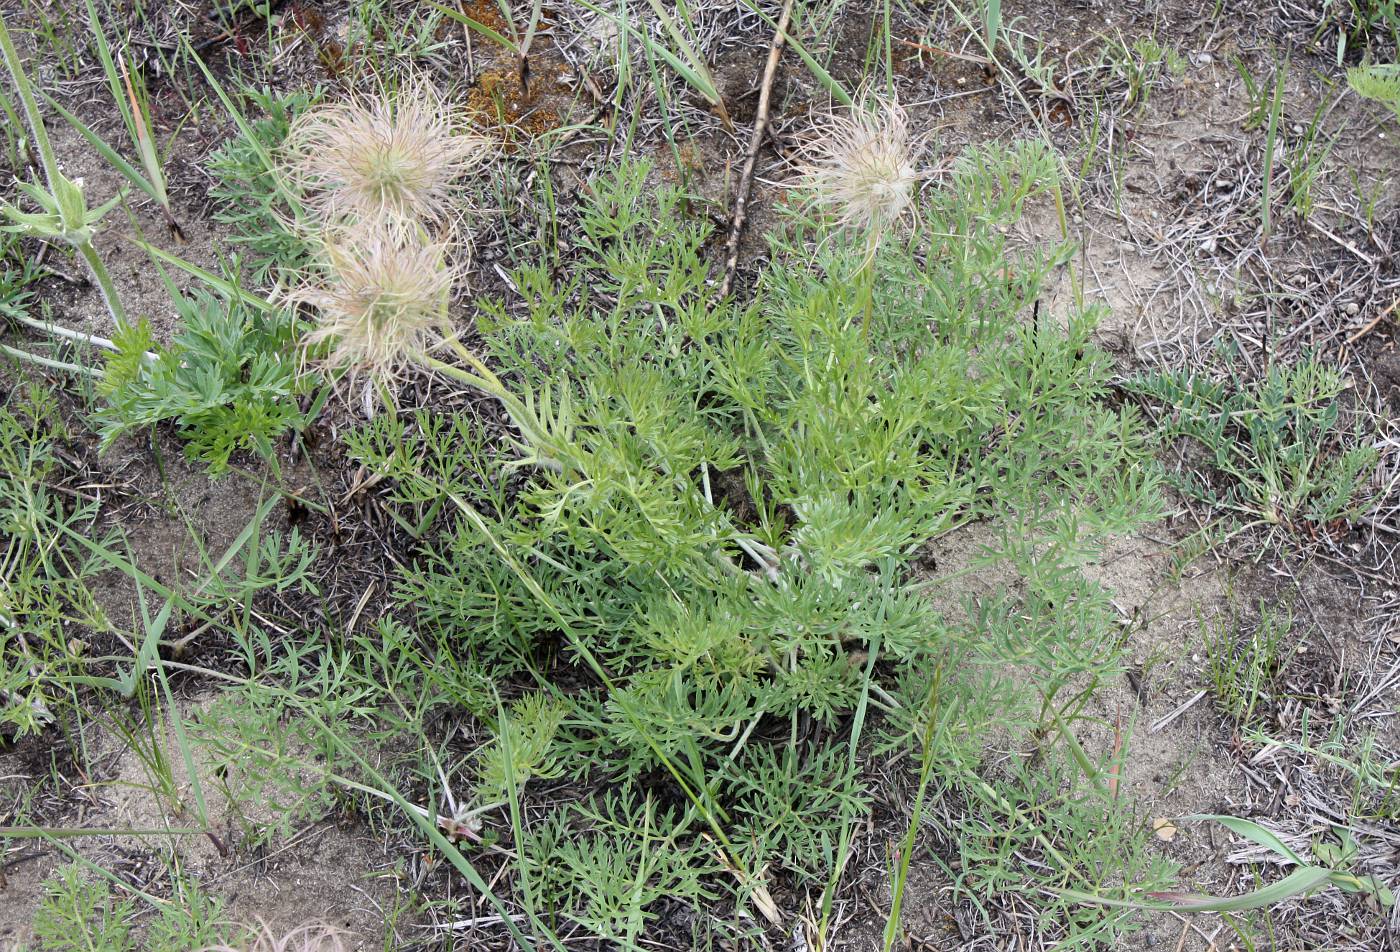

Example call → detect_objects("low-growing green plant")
0 229 45 367
1066 815 1395 913
1127 357 1377 546
31 863 136 951
205 87 315 283
1317 0 1400 64
728 742 869 883
1233 56 1272 131
523 791 719 943
1202 601 1296 728
1284 92 1337 221
1348 61 1400 117
339 146 1168 940
95 289 312 474
30 863 237 951
1098 33 1185 110
0 385 111 736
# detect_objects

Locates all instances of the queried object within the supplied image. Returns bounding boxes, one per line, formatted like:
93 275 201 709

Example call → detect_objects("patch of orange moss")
457 0 513 36
467 68 563 140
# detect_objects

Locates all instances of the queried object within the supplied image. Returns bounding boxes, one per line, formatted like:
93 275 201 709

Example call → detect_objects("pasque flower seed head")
204 920 348 952
289 222 458 378
284 78 492 230
791 92 924 253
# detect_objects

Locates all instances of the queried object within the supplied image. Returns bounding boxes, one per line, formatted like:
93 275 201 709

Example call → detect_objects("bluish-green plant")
96 290 311 474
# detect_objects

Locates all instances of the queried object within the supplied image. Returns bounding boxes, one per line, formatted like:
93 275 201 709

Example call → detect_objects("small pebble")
1345 301 1360 316
1202 237 1218 254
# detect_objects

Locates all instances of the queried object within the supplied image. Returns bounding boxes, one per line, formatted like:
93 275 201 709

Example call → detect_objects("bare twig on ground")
717 0 795 300
1346 296 1400 344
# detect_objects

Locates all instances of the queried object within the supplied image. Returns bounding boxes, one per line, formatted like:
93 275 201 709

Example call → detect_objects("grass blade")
1185 814 1307 867
424 0 518 53
1061 866 1334 912
131 239 277 313
40 93 161 205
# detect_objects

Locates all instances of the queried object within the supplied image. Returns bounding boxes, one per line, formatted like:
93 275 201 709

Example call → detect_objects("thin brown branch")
717 0 795 300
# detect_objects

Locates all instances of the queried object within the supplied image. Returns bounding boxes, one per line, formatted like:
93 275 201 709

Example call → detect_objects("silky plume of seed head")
203 920 348 952
283 78 492 230
288 223 459 379
791 93 924 256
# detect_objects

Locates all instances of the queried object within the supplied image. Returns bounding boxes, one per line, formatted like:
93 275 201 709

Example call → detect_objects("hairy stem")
0 14 61 189
0 341 101 377
75 239 127 328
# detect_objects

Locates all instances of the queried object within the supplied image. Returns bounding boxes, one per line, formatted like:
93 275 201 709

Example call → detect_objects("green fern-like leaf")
1348 63 1400 119
96 290 308 473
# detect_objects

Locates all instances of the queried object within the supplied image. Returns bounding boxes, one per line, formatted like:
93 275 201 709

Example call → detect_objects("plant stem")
859 252 876 341
75 240 127 327
0 341 101 377
0 13 62 189
12 310 120 352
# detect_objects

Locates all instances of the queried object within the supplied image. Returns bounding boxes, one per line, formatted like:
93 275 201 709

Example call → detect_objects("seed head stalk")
0 15 58 191
74 235 128 327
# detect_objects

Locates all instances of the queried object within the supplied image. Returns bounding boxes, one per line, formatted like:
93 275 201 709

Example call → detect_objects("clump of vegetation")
1348 61 1400 117
1203 601 1297 729
30 864 236 951
338 147 1170 938
4 1 1395 946
206 87 316 283
1127 358 1376 544
0 384 109 736
96 290 312 474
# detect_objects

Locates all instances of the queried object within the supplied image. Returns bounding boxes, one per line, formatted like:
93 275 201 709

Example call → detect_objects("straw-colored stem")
10 310 154 359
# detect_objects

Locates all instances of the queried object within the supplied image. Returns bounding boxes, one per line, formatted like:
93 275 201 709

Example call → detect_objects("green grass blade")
131 240 276 312
1184 814 1307 867
1061 866 1334 912
40 93 161 205
1261 61 1286 245
736 0 852 106
184 43 304 221
424 0 518 52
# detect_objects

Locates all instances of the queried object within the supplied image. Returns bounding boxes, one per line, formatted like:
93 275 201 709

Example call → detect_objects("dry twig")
718 0 796 300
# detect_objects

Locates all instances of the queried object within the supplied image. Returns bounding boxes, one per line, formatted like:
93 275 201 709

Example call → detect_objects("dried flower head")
204 919 349 952
791 93 923 252
283 78 492 229
289 223 459 378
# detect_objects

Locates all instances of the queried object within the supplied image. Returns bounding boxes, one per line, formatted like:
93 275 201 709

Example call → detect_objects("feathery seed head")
792 93 922 248
204 920 348 952
290 223 459 378
284 79 492 229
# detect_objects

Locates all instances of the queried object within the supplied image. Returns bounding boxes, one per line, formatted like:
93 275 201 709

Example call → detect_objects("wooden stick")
1345 295 1399 345
717 0 796 300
